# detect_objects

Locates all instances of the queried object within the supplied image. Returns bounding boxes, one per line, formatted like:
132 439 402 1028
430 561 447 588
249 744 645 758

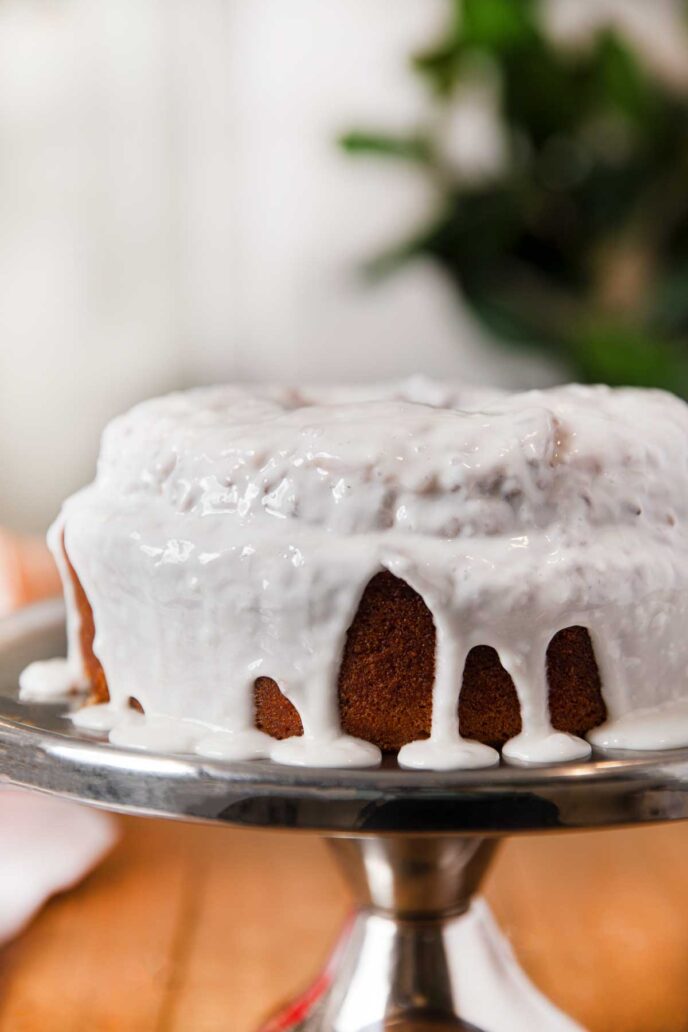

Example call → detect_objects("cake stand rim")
1 600 688 834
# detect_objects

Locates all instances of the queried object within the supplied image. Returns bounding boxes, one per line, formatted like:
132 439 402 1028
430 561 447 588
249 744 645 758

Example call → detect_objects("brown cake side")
255 571 606 749
67 553 606 749
65 544 108 703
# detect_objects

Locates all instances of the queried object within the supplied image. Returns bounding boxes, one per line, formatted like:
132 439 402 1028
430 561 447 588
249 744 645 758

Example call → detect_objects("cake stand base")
262 837 581 1032
4 603 688 1032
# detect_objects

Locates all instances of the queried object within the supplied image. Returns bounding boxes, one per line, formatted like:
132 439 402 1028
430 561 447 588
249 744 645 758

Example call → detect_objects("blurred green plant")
339 0 688 395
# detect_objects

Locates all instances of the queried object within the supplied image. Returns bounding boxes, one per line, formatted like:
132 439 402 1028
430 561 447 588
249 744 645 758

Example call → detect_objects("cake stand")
2 602 688 1032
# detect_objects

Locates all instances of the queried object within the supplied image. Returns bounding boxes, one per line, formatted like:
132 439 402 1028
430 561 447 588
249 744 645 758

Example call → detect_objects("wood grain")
2 817 688 1031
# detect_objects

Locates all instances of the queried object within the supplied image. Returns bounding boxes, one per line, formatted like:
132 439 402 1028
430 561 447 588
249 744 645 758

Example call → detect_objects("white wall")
0 0 183 530
187 0 559 387
0 0 564 531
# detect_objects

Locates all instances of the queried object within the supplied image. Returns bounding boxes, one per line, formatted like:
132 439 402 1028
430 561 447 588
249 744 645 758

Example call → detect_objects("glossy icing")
22 377 688 768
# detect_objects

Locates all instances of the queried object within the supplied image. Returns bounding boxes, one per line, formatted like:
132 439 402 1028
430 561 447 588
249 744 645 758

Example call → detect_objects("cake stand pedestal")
3 602 688 1032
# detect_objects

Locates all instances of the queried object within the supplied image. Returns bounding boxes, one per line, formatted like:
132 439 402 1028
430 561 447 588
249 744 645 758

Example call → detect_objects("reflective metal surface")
309 838 497 1030
2 602 688 834
299 907 488 1031
2 603 687 1031
269 838 578 1032
329 837 497 918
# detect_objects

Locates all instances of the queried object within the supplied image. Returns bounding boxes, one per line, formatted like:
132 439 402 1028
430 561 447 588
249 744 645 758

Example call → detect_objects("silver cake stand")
2 601 688 1031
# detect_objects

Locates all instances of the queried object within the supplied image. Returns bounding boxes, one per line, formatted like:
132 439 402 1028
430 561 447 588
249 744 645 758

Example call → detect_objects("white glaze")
270 733 381 769
502 731 591 765
29 377 688 769
70 701 127 731
108 714 202 754
19 658 77 702
195 728 273 762
398 738 499 771
588 699 688 751
20 515 91 704
47 515 87 688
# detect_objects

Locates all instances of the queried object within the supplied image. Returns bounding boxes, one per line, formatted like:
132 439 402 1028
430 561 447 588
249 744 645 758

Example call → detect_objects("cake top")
94 377 688 541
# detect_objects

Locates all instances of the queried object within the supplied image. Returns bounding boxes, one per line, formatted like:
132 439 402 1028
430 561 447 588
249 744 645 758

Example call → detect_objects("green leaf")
571 322 688 395
337 0 688 398
338 131 433 163
413 0 539 97
412 42 463 97
464 287 564 350
461 0 538 51
412 0 464 96
594 33 656 125
651 262 688 334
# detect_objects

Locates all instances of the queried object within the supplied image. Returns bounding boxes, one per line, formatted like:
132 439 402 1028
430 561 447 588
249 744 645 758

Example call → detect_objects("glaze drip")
21 377 688 768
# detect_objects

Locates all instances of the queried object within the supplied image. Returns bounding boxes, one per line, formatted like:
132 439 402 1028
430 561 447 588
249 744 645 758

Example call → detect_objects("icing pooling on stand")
22 377 688 769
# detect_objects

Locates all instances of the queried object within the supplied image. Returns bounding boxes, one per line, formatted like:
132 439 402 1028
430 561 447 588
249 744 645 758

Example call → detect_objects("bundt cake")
19 378 688 769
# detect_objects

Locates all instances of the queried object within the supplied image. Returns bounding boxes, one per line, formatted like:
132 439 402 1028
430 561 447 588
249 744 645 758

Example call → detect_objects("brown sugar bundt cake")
69 560 605 751
19 378 688 769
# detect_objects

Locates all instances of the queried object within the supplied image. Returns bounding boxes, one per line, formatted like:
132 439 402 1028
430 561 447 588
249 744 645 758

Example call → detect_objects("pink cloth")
0 534 115 944
0 787 117 944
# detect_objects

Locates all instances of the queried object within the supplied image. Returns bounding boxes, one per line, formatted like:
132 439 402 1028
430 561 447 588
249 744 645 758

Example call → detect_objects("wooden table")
1 816 687 1031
